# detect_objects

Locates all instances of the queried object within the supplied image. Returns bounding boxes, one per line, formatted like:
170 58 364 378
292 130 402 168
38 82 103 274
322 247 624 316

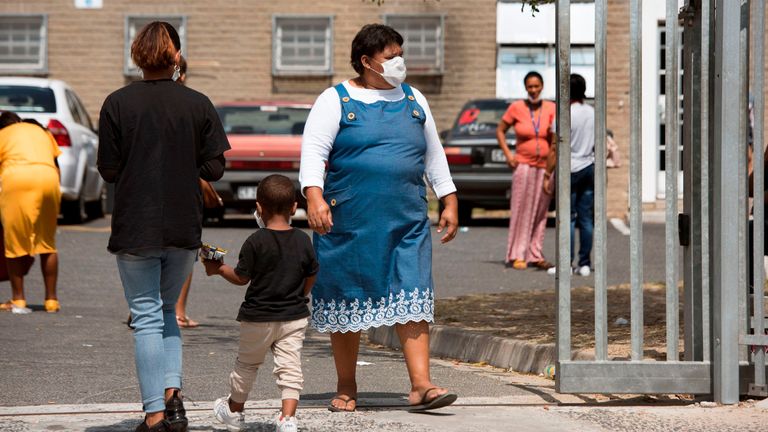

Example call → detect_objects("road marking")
609 218 630 236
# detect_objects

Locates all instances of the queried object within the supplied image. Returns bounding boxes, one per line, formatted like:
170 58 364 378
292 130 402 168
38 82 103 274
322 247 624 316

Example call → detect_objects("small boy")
204 174 318 432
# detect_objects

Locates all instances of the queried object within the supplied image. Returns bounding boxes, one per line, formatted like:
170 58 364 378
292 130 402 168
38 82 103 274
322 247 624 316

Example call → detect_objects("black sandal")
328 395 357 412
408 388 457 412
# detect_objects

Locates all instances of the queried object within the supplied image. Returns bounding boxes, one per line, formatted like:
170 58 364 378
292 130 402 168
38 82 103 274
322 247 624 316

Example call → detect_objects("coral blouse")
501 100 556 169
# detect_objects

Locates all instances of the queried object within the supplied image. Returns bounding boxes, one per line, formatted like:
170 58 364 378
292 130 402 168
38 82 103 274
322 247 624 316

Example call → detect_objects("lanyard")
529 105 542 156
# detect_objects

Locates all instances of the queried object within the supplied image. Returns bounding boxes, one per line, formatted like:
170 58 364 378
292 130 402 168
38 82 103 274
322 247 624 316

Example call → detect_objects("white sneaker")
547 266 573 275
577 265 591 277
213 396 245 431
275 412 298 432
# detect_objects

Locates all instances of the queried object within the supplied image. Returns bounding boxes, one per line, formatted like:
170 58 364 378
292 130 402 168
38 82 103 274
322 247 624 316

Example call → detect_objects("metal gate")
553 0 767 404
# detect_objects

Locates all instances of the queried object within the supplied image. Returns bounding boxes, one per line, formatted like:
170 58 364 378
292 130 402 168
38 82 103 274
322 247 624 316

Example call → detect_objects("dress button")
342 97 350 102
412 109 420 117
330 199 337 206
407 95 415 101
347 112 356 120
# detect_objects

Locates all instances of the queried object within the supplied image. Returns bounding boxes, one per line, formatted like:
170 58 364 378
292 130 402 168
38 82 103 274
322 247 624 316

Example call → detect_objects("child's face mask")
253 210 265 228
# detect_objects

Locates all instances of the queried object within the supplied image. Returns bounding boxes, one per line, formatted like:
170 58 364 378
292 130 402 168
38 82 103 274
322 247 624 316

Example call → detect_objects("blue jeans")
116 248 196 413
571 164 594 267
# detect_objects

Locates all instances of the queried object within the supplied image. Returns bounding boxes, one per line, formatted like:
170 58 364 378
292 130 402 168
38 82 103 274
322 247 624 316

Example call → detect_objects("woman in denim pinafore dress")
300 24 459 413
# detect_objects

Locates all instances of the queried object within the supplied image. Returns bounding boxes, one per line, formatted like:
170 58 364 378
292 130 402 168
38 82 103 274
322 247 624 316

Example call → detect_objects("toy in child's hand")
200 244 227 261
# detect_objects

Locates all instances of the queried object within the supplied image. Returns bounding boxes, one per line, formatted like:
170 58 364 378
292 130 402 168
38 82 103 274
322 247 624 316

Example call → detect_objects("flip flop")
176 315 199 328
408 388 457 412
328 396 356 412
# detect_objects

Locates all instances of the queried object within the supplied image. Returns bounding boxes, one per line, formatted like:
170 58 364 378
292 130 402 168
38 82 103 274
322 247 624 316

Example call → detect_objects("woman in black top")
97 22 230 432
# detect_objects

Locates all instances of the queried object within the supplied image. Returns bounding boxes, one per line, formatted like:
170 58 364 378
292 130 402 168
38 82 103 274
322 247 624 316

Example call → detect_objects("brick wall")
605 0 630 218
0 0 497 135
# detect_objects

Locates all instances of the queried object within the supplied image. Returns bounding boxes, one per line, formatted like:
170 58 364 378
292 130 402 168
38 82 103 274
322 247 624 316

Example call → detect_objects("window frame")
272 14 334 77
0 14 48 74
124 15 187 77
383 13 445 76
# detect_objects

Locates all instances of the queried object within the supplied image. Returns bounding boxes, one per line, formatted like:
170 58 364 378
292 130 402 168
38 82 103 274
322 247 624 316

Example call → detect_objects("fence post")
555 0 572 391
711 0 743 405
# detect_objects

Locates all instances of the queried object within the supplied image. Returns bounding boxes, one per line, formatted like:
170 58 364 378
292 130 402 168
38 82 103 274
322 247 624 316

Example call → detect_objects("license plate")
237 186 258 200
490 149 507 163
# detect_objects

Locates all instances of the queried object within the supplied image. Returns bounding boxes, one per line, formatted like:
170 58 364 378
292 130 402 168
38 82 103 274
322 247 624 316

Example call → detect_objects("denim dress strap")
400 83 426 125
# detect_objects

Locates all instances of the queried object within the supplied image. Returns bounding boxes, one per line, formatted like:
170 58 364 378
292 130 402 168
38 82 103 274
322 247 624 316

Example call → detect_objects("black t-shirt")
235 228 319 322
98 79 230 253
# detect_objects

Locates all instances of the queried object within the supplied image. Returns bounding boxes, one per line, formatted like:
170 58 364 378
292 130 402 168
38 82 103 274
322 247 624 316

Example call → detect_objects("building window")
124 16 186 76
496 45 595 100
273 16 333 76
0 15 47 74
385 14 444 75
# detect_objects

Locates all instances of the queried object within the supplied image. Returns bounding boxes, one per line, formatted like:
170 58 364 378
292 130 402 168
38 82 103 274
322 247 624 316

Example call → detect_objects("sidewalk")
2 365 766 432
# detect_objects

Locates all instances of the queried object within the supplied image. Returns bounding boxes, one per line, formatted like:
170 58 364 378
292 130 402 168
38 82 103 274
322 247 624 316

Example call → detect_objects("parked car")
0 78 105 223
441 98 516 225
211 101 312 220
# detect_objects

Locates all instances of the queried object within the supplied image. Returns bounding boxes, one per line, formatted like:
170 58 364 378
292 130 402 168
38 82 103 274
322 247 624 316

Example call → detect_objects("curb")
368 325 593 375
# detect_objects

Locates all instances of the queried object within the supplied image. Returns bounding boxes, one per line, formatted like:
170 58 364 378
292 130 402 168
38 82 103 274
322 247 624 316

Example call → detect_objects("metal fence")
553 0 767 404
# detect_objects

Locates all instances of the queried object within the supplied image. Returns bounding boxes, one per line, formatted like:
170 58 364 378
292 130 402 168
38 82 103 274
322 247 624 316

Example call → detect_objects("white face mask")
253 210 265 228
370 56 407 87
172 65 181 82
528 95 541 104
253 210 291 228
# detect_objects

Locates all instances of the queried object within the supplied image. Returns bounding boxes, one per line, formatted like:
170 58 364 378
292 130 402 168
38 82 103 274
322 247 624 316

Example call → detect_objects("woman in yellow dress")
0 111 62 313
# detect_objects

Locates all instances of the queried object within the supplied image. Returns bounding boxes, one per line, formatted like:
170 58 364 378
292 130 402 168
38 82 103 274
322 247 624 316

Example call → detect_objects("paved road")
0 216 672 408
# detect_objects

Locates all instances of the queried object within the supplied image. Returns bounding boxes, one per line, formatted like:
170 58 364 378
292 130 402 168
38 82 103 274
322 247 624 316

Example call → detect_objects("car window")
65 90 84 126
72 91 94 130
0 86 56 113
216 106 310 135
451 100 513 138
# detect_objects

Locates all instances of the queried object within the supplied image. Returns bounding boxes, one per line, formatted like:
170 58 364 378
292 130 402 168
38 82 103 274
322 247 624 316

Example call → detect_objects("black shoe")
165 390 188 432
135 419 171 432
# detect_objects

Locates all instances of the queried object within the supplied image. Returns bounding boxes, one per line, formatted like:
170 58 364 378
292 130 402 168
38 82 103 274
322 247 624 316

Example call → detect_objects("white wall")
497 2 595 45
641 0 664 203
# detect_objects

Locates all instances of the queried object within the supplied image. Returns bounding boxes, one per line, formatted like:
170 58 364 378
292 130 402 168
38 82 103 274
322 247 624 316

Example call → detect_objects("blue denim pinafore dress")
310 83 434 333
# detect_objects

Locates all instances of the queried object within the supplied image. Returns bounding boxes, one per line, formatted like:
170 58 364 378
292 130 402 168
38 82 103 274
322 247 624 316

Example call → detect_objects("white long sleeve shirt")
299 80 457 199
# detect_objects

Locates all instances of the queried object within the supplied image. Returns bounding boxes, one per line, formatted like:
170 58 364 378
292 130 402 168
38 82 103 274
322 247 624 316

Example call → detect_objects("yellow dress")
0 122 62 258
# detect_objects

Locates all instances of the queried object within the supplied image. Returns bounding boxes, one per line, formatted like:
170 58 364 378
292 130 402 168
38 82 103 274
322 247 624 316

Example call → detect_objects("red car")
211 101 312 220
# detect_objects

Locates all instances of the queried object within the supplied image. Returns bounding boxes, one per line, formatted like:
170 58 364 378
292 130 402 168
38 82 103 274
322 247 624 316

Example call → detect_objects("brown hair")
131 21 181 72
0 111 21 130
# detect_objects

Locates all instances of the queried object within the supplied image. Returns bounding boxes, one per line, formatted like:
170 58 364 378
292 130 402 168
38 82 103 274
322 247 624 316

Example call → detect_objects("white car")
0 77 105 223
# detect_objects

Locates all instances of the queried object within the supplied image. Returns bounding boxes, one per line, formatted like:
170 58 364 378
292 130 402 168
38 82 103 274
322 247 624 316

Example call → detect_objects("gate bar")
593 0 608 361
701 0 711 364
712 0 742 405
738 0 750 365
750 0 766 395
665 0 680 362
555 0 572 369
629 0 644 362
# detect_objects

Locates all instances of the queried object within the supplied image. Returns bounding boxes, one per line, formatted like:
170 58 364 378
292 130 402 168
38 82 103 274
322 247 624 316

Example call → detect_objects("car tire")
85 186 107 220
458 203 473 226
61 194 86 224
203 206 225 227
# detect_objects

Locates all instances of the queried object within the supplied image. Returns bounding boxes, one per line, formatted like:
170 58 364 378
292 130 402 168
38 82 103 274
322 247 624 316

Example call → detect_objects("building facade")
1 0 766 218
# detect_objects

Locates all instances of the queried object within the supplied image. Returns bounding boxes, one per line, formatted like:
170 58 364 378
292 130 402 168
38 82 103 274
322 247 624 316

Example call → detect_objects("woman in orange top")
0 111 62 312
496 71 557 270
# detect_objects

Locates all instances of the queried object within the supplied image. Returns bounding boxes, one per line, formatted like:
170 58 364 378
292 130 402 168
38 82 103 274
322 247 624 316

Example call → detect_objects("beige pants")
229 317 308 403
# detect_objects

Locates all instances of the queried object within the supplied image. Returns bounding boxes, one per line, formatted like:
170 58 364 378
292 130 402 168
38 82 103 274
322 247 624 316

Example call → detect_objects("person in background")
0 111 61 314
98 22 230 432
547 74 595 277
174 55 200 329
606 129 621 169
205 175 317 432
496 71 557 270
300 24 459 412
